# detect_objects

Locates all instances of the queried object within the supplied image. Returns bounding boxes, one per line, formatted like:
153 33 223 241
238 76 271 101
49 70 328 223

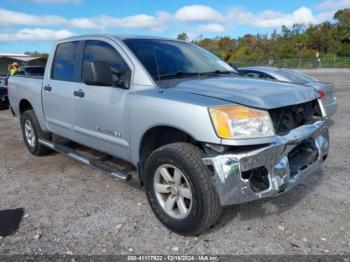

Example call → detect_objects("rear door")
42 41 82 138
72 39 132 160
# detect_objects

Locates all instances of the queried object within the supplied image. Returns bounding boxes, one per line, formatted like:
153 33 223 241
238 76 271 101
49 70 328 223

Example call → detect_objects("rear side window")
261 73 275 80
25 67 45 76
82 40 130 87
52 41 79 81
241 70 275 80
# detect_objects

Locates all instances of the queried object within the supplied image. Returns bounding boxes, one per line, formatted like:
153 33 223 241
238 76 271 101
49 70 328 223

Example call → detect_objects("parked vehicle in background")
0 67 44 111
8 35 329 235
0 75 9 110
238 67 337 116
0 84 9 110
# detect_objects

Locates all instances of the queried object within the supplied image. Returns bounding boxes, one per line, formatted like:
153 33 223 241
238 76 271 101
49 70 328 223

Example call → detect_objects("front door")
72 39 132 160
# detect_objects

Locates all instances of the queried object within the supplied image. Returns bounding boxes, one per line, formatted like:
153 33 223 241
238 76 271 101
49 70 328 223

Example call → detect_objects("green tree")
177 9 350 67
333 9 350 56
177 32 189 42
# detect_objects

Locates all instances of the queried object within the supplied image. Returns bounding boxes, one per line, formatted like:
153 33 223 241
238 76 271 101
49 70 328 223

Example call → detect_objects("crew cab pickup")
8 35 329 235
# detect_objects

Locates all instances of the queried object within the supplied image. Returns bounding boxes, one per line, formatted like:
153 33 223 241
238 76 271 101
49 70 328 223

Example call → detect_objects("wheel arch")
138 125 199 183
19 99 34 116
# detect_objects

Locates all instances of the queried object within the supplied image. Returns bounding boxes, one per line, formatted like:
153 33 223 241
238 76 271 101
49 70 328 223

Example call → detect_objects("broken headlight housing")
209 105 275 139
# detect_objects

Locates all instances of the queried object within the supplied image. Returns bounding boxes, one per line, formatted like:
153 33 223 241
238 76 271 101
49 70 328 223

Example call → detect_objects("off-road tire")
20 110 52 156
144 142 222 235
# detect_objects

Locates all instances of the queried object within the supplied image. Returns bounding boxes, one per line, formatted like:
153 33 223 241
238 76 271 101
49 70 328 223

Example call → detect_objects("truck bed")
8 75 47 129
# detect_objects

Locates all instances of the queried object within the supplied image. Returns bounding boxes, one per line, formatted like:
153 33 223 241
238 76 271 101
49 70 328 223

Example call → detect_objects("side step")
38 139 132 181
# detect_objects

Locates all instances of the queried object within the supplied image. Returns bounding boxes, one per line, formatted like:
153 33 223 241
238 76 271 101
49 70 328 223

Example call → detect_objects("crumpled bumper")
203 120 329 206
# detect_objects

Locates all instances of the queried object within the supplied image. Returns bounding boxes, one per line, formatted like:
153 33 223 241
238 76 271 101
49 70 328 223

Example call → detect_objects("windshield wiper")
158 70 238 80
159 71 200 80
199 70 238 76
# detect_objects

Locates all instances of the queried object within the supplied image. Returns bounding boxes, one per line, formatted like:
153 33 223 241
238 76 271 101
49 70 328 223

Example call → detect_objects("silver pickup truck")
8 35 329 235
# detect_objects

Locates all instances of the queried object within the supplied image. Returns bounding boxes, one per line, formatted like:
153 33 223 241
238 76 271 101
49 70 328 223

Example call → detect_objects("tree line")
177 9 350 65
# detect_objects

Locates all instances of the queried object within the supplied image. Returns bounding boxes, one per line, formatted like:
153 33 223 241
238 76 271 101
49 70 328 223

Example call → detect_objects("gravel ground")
0 72 349 255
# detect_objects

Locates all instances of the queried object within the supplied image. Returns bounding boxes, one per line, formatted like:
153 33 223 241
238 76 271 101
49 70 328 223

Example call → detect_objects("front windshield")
277 69 317 84
123 39 235 81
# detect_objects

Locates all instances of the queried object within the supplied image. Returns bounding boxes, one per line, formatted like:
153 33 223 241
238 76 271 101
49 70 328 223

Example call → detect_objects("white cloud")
0 7 170 31
111 14 160 29
70 14 154 30
313 0 350 22
175 5 223 22
70 11 172 31
31 0 82 4
316 0 350 10
0 28 75 41
198 23 225 32
227 7 316 28
0 3 344 43
0 8 66 26
315 11 336 22
70 17 98 29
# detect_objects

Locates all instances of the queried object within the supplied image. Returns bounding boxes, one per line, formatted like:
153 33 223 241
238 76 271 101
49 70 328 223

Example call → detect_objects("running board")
38 139 132 181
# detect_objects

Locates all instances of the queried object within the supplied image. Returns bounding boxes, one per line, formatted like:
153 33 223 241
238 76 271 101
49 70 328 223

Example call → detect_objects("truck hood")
174 77 317 109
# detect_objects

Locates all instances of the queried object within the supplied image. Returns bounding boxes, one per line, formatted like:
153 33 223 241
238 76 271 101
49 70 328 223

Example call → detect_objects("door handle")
73 89 85 98
44 85 52 91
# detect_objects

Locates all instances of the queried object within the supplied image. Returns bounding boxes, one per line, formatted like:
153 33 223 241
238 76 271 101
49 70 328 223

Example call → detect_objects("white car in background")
238 67 337 116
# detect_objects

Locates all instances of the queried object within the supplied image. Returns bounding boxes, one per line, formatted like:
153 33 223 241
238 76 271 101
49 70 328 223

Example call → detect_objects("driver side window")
82 40 130 88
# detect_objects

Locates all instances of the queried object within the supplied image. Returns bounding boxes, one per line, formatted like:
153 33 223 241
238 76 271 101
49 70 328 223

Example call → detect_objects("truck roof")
59 34 179 43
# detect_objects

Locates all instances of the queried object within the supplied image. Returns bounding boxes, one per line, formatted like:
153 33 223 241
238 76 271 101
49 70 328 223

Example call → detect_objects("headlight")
209 105 275 139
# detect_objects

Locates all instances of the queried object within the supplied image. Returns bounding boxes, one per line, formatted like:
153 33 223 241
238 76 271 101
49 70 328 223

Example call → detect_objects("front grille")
269 100 322 135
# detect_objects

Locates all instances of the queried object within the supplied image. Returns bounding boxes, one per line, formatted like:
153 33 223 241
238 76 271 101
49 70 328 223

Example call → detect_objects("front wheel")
144 143 222 235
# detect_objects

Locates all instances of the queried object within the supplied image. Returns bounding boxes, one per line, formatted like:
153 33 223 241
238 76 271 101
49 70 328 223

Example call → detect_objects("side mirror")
84 61 112 86
112 67 130 89
111 68 126 76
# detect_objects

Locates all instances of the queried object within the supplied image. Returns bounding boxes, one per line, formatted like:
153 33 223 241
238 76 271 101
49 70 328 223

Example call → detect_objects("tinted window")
123 39 234 81
244 71 260 79
82 40 130 87
241 70 275 80
24 67 45 76
261 73 275 80
52 41 79 81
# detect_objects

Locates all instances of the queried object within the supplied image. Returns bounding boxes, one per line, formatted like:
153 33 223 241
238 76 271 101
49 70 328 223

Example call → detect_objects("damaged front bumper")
203 120 329 206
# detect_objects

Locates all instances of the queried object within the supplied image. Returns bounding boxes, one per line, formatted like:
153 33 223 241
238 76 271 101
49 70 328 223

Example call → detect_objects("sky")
0 0 349 53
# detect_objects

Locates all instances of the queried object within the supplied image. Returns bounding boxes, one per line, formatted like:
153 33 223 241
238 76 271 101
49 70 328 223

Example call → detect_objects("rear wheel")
20 110 52 156
144 142 222 235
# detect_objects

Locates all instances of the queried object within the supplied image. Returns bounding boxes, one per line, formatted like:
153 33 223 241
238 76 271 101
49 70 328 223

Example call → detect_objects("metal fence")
231 57 350 69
